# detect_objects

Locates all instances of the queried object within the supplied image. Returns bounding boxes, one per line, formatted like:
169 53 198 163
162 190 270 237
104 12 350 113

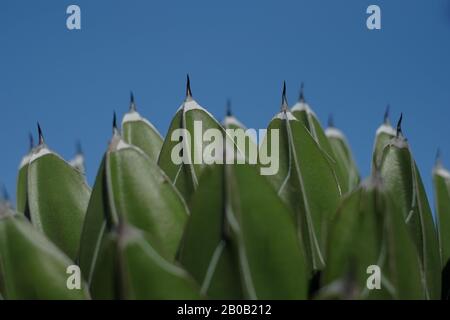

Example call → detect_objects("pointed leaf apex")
129 91 136 111
112 111 118 135
435 148 442 167
299 82 305 102
186 74 192 98
383 104 390 124
37 122 44 145
28 132 34 151
76 140 83 156
396 113 403 137
281 81 288 111
328 114 334 128
226 99 232 117
1 185 9 202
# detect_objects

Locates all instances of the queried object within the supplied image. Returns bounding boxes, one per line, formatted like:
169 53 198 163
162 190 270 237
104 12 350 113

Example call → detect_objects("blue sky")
1 0 450 205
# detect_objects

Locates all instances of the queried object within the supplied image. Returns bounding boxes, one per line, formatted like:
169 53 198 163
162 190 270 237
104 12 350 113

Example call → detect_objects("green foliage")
322 174 424 299
158 92 225 204
379 134 441 299
261 100 341 272
121 94 164 162
25 144 90 260
432 158 450 299
2 83 448 300
179 164 308 299
79 131 188 287
0 207 89 299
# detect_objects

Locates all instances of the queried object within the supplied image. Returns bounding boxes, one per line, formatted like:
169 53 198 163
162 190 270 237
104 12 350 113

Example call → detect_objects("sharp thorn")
1 185 9 202
436 148 442 167
299 82 305 102
226 99 232 117
28 132 34 151
76 141 83 156
186 74 192 98
396 113 403 137
37 122 44 145
328 114 334 128
130 91 136 111
113 111 118 134
384 104 390 124
281 81 288 111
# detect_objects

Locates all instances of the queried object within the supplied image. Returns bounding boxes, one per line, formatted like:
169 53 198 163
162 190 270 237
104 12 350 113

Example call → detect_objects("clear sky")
1 0 450 205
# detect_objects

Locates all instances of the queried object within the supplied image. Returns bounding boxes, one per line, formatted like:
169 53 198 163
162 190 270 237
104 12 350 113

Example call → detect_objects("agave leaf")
222 100 247 131
322 174 424 299
90 222 201 299
180 163 308 299
16 135 34 216
79 131 188 284
379 130 441 299
0 208 89 299
158 77 225 203
178 165 243 299
69 142 86 175
222 104 258 164
27 138 90 260
16 158 30 215
325 124 360 191
122 93 163 162
432 157 450 299
372 107 396 167
260 86 341 272
291 90 348 192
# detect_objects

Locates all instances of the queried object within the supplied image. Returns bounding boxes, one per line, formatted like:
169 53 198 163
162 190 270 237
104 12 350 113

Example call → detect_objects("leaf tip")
186 74 192 98
129 91 136 111
328 114 334 128
1 185 9 202
383 104 390 125
226 99 232 117
28 132 34 151
76 140 83 156
37 122 44 145
299 82 305 102
396 112 403 137
435 148 442 167
112 111 118 135
281 81 288 111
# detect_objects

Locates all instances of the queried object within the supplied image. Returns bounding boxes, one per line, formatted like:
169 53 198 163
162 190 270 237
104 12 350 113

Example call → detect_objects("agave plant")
0 78 448 300
433 151 450 299
260 83 341 273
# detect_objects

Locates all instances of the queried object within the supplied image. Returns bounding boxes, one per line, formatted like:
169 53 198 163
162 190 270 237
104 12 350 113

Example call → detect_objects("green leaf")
27 144 90 260
380 135 441 299
432 158 450 299
16 135 34 216
372 121 396 168
122 96 163 162
325 126 360 191
90 222 201 299
322 175 424 299
291 97 348 192
180 164 308 299
222 110 258 164
16 154 30 216
69 142 86 175
158 94 225 203
79 133 188 285
0 208 89 299
260 105 341 272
